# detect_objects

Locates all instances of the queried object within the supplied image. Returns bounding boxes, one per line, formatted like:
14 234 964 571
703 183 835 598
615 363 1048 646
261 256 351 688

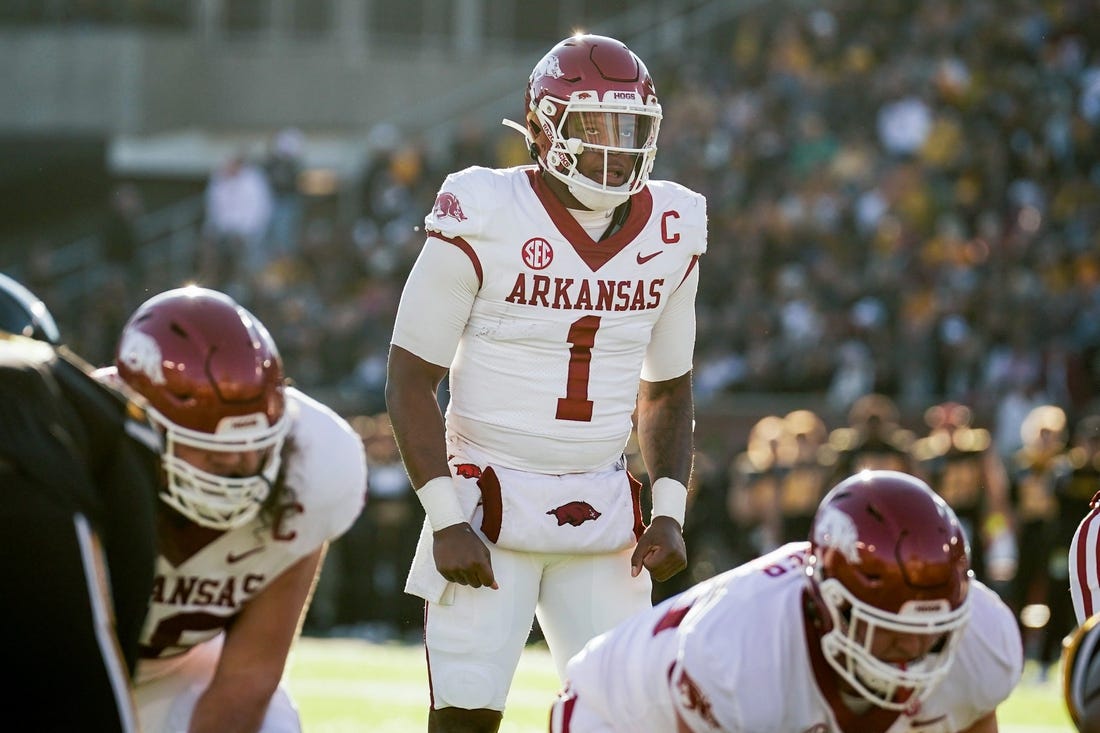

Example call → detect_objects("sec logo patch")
522 238 554 270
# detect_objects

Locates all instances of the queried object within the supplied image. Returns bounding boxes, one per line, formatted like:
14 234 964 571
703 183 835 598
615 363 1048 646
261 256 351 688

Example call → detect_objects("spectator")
200 151 274 293
264 127 306 262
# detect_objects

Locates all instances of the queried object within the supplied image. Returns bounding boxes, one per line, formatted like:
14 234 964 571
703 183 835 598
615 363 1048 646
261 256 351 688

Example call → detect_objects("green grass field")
285 636 1075 732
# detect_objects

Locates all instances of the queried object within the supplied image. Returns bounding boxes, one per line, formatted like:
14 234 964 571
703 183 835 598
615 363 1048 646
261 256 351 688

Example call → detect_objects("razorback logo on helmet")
118 329 167 385
814 506 861 563
546 501 601 526
532 53 564 80
432 191 467 222
454 463 482 479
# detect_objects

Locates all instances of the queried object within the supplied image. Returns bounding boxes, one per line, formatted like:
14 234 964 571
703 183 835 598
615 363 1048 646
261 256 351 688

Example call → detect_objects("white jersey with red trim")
121 385 367 668
561 543 1021 733
1070 493 1100 624
398 165 706 473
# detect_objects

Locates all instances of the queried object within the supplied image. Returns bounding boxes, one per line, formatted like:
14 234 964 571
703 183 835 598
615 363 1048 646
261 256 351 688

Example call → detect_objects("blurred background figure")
308 413 420 640
774 409 833 544
912 401 1014 597
101 183 145 291
264 127 306 263
727 415 786 564
1006 404 1069 681
827 392 917 481
199 151 274 295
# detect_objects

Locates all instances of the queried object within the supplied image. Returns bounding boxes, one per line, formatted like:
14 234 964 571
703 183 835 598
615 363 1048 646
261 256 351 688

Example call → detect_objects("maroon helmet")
806 470 971 709
115 286 289 529
503 33 661 210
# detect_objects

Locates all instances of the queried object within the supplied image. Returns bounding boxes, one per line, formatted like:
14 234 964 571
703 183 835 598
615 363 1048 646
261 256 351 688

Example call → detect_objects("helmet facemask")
813 565 971 710
151 405 289 530
531 91 660 211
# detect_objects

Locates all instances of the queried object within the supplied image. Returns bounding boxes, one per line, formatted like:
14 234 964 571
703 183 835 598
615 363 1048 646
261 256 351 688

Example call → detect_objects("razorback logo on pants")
453 462 482 479
547 501 602 526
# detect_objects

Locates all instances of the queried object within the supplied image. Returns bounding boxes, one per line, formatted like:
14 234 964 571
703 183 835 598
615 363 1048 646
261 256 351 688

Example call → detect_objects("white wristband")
415 476 466 532
650 477 688 527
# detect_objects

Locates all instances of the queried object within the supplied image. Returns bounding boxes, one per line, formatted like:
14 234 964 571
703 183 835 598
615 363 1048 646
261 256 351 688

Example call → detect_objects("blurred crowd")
678 393 1100 682
13 0 1100 666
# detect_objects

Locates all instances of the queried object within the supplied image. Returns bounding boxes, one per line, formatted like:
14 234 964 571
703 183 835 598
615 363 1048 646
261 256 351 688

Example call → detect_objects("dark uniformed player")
0 273 161 732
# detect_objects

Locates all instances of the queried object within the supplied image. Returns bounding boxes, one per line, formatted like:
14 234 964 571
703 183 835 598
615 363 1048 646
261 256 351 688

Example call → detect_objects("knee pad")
432 660 503 711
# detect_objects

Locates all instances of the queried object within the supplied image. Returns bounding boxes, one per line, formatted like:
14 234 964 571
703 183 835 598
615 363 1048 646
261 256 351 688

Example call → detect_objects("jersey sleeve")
391 166 494 367
389 237 480 367
668 582 741 732
945 582 1024 729
423 165 487 241
286 389 368 544
641 264 699 381
640 183 706 382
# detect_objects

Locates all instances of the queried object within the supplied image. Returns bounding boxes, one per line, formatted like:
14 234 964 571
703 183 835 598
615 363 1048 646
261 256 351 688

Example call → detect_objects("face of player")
866 625 945 666
173 443 269 478
840 611 947 676
564 111 647 188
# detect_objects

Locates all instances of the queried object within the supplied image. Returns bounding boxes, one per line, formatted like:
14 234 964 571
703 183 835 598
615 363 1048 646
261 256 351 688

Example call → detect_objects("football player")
386 33 706 732
98 286 367 733
1065 415 1100 626
550 470 1022 733
0 273 161 732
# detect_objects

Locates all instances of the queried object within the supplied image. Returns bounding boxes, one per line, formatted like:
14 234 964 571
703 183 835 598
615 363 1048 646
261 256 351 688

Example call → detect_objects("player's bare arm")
187 546 327 733
631 372 693 581
386 344 497 590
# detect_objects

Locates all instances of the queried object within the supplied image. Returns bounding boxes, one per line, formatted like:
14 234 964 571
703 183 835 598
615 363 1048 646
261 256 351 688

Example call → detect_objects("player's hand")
631 515 687 582
433 523 498 589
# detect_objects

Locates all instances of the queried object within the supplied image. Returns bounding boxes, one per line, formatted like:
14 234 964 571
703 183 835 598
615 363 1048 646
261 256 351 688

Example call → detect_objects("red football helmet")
115 286 289 530
806 470 971 710
503 33 661 210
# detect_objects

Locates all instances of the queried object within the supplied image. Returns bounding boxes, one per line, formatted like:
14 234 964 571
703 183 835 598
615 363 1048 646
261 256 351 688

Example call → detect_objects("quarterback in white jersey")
100 287 367 733
552 471 1022 733
387 33 706 732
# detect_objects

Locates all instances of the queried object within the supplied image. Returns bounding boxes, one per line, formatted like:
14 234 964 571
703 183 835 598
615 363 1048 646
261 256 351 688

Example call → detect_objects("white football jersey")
1071 498 1100 625
392 165 707 473
563 543 1022 733
131 387 366 666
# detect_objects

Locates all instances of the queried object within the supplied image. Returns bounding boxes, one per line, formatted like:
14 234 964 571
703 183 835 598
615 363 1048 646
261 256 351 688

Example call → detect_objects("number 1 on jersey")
556 315 600 422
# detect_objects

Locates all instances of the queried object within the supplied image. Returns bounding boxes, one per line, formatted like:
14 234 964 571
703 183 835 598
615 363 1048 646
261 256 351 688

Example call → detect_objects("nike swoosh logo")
636 251 662 264
226 546 264 564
